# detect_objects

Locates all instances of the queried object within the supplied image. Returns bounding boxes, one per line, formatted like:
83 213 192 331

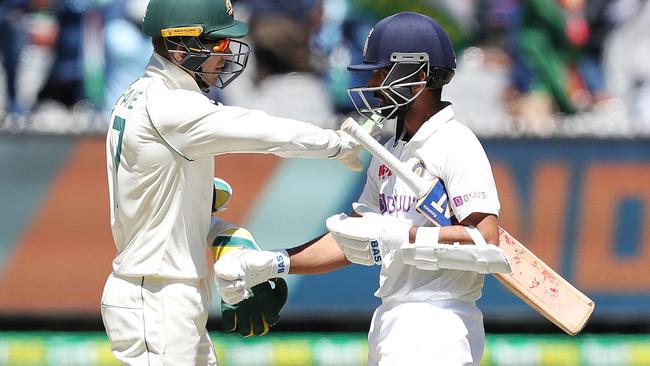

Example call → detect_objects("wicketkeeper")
101 0 363 364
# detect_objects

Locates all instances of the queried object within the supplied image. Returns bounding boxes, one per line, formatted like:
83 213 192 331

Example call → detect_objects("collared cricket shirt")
357 104 501 303
106 54 343 279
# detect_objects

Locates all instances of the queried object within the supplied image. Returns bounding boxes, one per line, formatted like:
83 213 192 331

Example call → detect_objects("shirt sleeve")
356 157 381 214
427 126 500 222
146 85 341 160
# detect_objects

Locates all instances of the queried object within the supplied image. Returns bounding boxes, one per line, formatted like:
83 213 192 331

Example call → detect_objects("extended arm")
146 88 363 170
214 230 353 304
287 233 350 275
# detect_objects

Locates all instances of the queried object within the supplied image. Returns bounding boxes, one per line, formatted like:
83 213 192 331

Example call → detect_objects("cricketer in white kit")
214 12 508 366
101 0 363 365
352 103 499 365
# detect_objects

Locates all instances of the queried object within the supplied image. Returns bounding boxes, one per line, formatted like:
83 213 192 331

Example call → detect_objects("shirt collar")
144 53 202 93
408 102 455 143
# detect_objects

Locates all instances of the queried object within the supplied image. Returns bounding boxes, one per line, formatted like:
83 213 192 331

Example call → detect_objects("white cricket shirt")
357 103 500 303
106 54 343 279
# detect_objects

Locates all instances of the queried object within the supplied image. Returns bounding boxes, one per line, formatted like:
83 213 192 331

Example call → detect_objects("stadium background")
1 0 649 365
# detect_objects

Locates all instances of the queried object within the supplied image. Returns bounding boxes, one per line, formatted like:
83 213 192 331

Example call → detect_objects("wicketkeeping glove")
330 129 364 171
330 117 383 172
221 278 288 336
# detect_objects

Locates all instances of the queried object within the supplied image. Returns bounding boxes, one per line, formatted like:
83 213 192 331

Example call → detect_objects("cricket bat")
342 117 595 335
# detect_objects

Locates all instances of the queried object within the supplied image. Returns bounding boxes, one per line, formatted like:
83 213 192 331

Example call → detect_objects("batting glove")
221 278 288 336
326 212 412 266
214 249 290 305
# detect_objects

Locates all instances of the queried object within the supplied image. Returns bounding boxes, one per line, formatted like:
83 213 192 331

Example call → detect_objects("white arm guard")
401 226 512 274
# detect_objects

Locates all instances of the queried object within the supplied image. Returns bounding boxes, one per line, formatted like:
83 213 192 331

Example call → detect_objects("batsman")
101 0 364 365
215 12 511 366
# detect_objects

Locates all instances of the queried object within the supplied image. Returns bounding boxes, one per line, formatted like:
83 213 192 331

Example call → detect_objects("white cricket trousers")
367 299 485 366
101 273 218 366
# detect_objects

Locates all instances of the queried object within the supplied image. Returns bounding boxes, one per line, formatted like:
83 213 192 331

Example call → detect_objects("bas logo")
379 164 393 180
276 255 285 274
371 240 382 264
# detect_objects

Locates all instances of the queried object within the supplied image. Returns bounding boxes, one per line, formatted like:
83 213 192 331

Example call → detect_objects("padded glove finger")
264 278 288 326
250 309 270 336
237 312 253 337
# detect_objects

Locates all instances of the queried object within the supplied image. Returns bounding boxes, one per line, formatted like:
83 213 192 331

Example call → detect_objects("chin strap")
393 105 410 146
195 73 211 93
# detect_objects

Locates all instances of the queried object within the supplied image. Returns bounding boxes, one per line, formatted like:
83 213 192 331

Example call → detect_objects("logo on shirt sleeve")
412 161 426 177
453 191 487 207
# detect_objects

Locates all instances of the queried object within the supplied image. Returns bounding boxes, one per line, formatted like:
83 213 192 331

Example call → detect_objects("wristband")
414 227 441 246
270 249 290 278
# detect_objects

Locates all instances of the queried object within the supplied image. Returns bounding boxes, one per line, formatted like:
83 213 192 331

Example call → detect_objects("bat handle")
341 118 431 197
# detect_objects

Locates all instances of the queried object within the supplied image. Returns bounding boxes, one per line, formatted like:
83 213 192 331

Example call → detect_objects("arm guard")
401 226 512 274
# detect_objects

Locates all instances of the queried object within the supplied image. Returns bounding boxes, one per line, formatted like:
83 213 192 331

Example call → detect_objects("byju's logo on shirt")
378 165 393 180
379 194 417 215
453 191 487 207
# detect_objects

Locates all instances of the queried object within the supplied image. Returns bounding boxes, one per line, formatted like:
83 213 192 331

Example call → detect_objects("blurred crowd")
1 0 649 135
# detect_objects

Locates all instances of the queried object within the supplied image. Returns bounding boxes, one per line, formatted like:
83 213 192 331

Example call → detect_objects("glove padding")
326 210 411 266
401 226 512 274
221 278 288 336
215 249 289 305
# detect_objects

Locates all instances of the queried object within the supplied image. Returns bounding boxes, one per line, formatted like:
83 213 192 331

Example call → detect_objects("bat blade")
342 117 595 335
494 228 594 335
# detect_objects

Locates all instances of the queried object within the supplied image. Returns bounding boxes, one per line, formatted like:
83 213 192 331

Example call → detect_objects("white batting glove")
326 212 412 266
329 130 363 171
214 249 290 305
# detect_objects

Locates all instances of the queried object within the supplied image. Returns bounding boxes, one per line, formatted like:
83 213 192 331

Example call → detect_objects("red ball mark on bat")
530 279 540 289
549 288 559 297
542 270 559 285
504 235 515 246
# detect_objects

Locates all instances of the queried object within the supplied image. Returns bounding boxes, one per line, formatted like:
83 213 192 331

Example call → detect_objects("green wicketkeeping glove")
220 278 288 336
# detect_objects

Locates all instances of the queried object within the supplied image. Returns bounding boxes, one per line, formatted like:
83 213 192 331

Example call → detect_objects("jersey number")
112 116 126 168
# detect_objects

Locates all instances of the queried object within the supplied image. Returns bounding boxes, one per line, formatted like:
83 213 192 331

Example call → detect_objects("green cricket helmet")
142 0 251 90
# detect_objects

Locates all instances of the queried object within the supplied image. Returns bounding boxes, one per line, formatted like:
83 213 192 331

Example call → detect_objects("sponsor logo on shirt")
378 164 393 180
452 191 487 207
379 193 417 214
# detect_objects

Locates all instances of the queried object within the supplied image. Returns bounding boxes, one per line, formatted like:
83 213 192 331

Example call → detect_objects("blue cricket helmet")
348 12 456 72
346 12 456 126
